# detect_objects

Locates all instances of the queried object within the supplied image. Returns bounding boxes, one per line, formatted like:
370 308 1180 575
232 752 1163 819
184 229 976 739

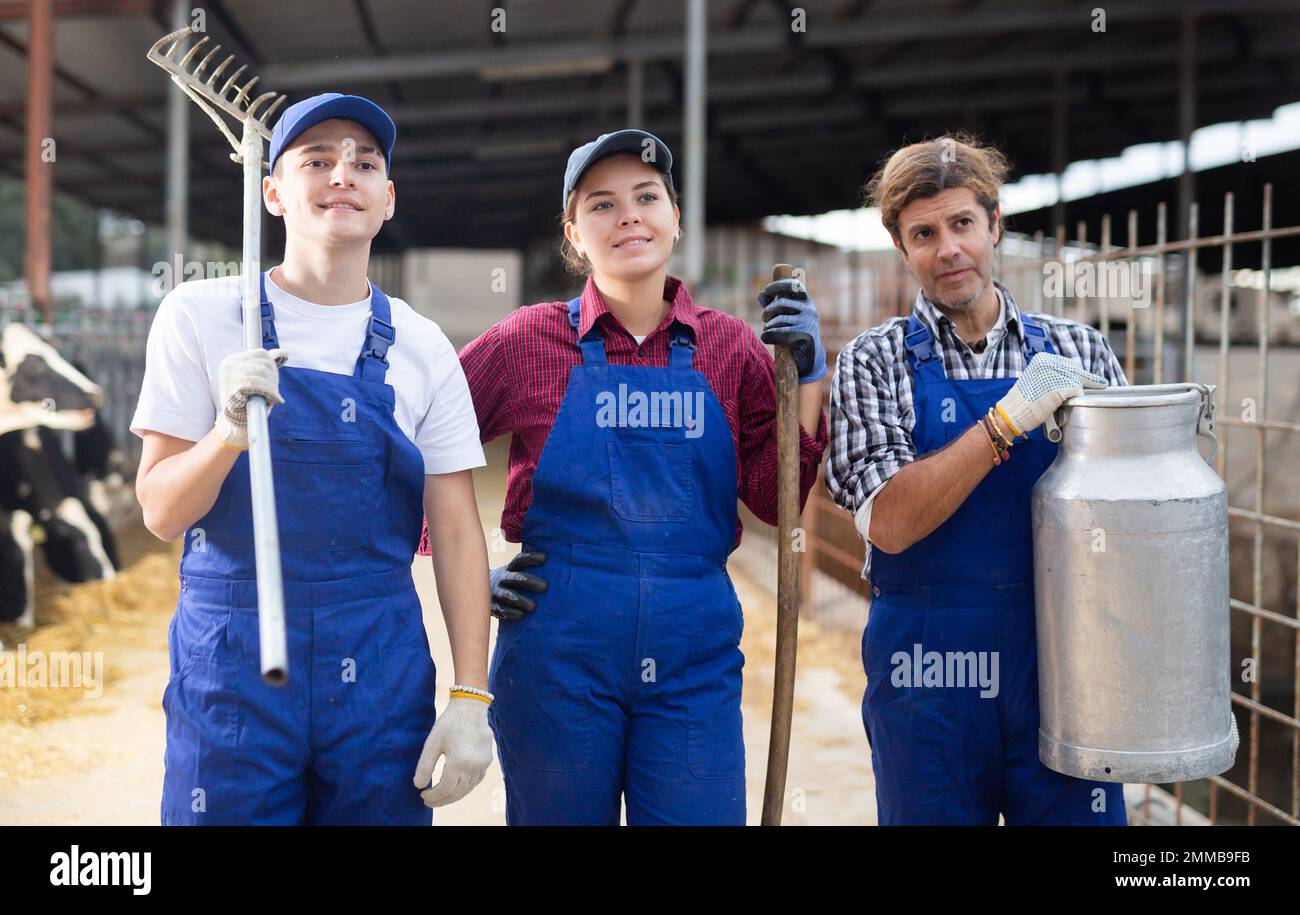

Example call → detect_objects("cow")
0 323 102 434
0 323 117 645
0 506 34 627
0 426 117 584
72 399 128 525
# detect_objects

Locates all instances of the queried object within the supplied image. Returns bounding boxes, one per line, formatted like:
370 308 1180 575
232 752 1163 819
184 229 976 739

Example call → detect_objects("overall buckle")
363 315 396 363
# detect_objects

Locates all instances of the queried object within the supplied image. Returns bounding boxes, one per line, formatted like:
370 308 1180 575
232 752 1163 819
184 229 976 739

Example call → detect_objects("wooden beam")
25 0 54 323
0 0 150 20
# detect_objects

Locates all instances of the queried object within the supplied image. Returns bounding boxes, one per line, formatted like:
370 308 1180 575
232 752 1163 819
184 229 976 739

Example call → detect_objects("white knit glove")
413 695 494 808
215 347 288 450
995 352 1109 436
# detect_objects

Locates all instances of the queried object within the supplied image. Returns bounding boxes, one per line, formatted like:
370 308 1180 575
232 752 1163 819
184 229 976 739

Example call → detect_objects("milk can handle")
1194 383 1219 465
1045 408 1066 443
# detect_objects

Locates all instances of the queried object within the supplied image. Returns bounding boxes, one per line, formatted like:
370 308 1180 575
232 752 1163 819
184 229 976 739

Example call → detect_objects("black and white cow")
0 324 102 434
0 506 34 626
71 385 128 525
0 427 119 581
0 324 116 641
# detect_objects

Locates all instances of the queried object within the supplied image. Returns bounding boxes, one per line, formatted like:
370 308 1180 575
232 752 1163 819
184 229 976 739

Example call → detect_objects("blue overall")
862 312 1126 826
161 273 436 826
487 297 746 825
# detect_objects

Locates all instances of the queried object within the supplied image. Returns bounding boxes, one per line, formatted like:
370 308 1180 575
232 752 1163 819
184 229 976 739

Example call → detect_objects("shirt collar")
578 274 701 340
913 280 1023 345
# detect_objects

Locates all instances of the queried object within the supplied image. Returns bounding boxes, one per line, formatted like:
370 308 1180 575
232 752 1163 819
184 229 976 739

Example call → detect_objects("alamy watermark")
1042 258 1153 308
890 643 999 698
151 256 242 297
595 384 704 439
0 643 104 698
49 845 150 895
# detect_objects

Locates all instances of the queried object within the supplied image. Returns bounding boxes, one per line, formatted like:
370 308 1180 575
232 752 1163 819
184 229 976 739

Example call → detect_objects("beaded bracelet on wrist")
979 416 1011 465
449 684 494 705
985 407 1013 452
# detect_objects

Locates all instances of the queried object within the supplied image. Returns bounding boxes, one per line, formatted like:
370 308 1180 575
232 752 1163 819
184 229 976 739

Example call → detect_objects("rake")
147 26 289 686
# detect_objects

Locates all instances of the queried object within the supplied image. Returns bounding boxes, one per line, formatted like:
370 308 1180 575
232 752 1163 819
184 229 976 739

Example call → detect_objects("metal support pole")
165 0 190 278
627 57 643 129
1178 15 1197 243
683 0 706 286
1051 65 1067 237
24 0 54 324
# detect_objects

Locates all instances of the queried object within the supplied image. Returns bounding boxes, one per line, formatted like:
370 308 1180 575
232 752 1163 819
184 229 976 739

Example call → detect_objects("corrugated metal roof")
1 0 1296 250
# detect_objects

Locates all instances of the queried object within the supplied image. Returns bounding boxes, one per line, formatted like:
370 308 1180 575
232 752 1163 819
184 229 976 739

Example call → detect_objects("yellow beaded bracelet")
995 403 1024 439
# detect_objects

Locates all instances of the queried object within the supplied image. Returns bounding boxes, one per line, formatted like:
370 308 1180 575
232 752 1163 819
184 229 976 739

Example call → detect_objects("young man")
132 94 494 825
826 134 1129 826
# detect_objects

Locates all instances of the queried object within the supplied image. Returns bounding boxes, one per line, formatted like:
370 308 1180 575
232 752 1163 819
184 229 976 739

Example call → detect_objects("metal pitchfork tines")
147 26 287 167
146 25 290 686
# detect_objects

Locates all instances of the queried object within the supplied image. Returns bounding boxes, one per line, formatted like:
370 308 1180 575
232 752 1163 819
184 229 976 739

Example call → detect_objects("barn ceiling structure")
2 0 1298 261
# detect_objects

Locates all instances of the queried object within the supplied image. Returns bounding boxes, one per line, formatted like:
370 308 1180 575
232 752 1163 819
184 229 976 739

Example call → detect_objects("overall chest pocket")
607 429 695 523
271 429 379 552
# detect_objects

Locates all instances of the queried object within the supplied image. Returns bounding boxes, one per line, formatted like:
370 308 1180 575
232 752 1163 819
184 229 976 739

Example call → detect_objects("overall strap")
355 283 396 381
566 294 694 367
1019 313 1056 360
253 272 279 349
903 312 941 376
249 273 395 382
568 295 608 366
668 323 696 370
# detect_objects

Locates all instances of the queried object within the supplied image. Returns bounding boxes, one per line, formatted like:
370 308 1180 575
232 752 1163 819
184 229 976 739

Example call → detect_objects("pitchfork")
147 27 289 686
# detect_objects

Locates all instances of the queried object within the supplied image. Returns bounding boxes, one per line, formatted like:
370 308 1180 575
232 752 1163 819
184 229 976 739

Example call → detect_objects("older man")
827 134 1129 825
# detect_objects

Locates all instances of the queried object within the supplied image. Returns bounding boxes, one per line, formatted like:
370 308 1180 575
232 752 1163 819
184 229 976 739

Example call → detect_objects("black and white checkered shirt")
825 281 1127 577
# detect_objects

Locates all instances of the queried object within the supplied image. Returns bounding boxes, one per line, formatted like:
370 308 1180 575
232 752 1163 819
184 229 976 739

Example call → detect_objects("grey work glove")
215 347 288 450
995 352 1108 436
490 551 548 621
413 695 494 808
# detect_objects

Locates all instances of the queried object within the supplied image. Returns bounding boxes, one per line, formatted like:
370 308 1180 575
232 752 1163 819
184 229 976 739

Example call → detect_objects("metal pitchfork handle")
761 262 803 826
147 27 288 686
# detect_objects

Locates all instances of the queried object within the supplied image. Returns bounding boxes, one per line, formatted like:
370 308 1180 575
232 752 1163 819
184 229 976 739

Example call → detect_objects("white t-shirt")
130 273 486 476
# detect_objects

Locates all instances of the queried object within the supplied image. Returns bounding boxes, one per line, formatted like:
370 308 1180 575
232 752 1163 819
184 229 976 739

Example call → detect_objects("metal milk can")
1032 382 1237 783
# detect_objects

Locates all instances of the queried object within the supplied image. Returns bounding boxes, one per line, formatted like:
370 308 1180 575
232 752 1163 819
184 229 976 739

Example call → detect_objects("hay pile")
0 528 179 728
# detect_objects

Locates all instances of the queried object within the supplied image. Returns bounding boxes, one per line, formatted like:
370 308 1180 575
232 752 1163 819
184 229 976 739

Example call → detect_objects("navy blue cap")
268 93 396 174
562 129 674 208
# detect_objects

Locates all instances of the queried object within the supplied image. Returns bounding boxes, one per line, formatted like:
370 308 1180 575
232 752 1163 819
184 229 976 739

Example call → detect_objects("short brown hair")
558 178 680 275
864 133 1010 247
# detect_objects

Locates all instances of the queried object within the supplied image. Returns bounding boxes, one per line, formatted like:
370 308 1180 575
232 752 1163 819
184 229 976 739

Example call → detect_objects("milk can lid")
1066 382 1212 409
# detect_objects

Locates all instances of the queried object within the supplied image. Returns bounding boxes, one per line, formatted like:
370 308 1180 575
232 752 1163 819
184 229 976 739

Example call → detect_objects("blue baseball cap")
268 93 397 174
562 128 674 209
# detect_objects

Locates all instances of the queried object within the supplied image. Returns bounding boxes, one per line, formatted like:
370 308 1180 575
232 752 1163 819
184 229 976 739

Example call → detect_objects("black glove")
759 277 827 382
489 551 548 621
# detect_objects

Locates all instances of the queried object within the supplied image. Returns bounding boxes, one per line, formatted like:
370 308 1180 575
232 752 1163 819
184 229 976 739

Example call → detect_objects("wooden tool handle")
761 262 803 826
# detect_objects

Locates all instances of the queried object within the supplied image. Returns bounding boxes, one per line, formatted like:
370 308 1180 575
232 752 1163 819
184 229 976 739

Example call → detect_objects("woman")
419 129 828 825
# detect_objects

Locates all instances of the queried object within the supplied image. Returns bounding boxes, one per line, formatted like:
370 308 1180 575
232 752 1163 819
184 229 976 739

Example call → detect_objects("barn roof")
2 0 1298 250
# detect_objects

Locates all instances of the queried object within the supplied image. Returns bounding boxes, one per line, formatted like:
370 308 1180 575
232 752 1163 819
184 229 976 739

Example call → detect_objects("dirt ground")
0 445 874 826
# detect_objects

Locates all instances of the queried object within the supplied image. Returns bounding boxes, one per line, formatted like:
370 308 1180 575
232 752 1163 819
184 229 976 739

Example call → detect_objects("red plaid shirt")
417 275 828 555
